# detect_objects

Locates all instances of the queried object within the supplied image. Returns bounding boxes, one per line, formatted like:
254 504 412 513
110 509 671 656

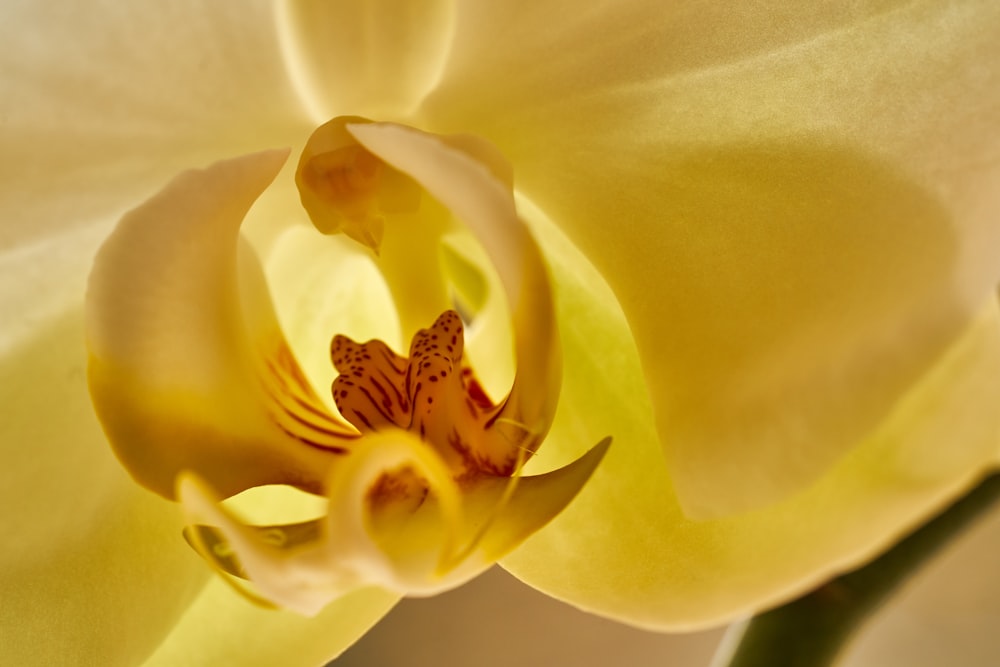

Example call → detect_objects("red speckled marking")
330 311 522 478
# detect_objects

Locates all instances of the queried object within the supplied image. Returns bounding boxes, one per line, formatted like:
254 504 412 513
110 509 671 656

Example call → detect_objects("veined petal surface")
419 0 1000 516
501 204 1000 629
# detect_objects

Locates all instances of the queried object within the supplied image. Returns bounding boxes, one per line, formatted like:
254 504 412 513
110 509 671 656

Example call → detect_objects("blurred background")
332 501 1000 666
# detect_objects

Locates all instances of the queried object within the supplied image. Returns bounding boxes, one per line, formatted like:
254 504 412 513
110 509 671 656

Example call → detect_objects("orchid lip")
85 118 609 614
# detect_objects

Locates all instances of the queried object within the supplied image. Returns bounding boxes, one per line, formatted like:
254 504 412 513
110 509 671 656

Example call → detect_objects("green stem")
712 472 1000 667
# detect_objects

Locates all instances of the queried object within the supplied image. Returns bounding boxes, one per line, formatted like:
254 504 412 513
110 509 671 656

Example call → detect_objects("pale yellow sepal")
502 202 1000 630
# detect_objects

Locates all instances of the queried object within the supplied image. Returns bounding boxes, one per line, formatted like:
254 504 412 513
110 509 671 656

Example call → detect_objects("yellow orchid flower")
3 2 1000 667
85 116 610 616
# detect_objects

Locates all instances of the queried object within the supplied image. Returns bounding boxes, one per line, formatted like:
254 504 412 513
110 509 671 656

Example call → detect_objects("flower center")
331 310 522 484
295 116 421 254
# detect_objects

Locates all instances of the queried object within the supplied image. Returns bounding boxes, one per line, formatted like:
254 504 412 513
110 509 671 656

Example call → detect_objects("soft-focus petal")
419 0 1000 516
145 484 397 667
501 205 1000 630
278 0 455 122
0 312 207 666
0 222 111 355
1 0 310 250
843 502 1000 667
86 150 342 499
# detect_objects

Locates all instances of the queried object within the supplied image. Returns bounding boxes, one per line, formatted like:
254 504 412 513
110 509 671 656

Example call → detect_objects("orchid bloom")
3 2 1000 667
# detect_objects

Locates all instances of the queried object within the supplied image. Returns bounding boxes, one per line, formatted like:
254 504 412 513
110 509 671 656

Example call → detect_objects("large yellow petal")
501 206 1000 630
0 0 310 252
278 0 455 123
418 0 1000 516
0 0 312 403
0 312 207 666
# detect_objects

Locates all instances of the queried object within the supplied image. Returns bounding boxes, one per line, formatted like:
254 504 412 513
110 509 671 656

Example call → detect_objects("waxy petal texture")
86 150 341 499
1 0 309 258
0 312 207 666
279 0 455 122
501 206 1000 629
419 0 1000 516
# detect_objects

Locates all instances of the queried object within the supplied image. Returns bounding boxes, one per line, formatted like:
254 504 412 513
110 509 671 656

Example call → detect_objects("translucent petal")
0 312 207 666
86 150 345 500
278 0 455 122
419 0 1000 515
265 224 401 405
0 0 310 253
501 205 1000 630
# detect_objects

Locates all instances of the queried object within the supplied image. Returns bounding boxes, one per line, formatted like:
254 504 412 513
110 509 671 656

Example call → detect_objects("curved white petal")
179 429 607 615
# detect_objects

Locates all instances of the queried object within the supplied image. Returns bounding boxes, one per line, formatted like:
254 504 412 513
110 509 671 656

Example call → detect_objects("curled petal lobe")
180 430 609 615
347 122 561 452
86 149 348 499
145 479 397 667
